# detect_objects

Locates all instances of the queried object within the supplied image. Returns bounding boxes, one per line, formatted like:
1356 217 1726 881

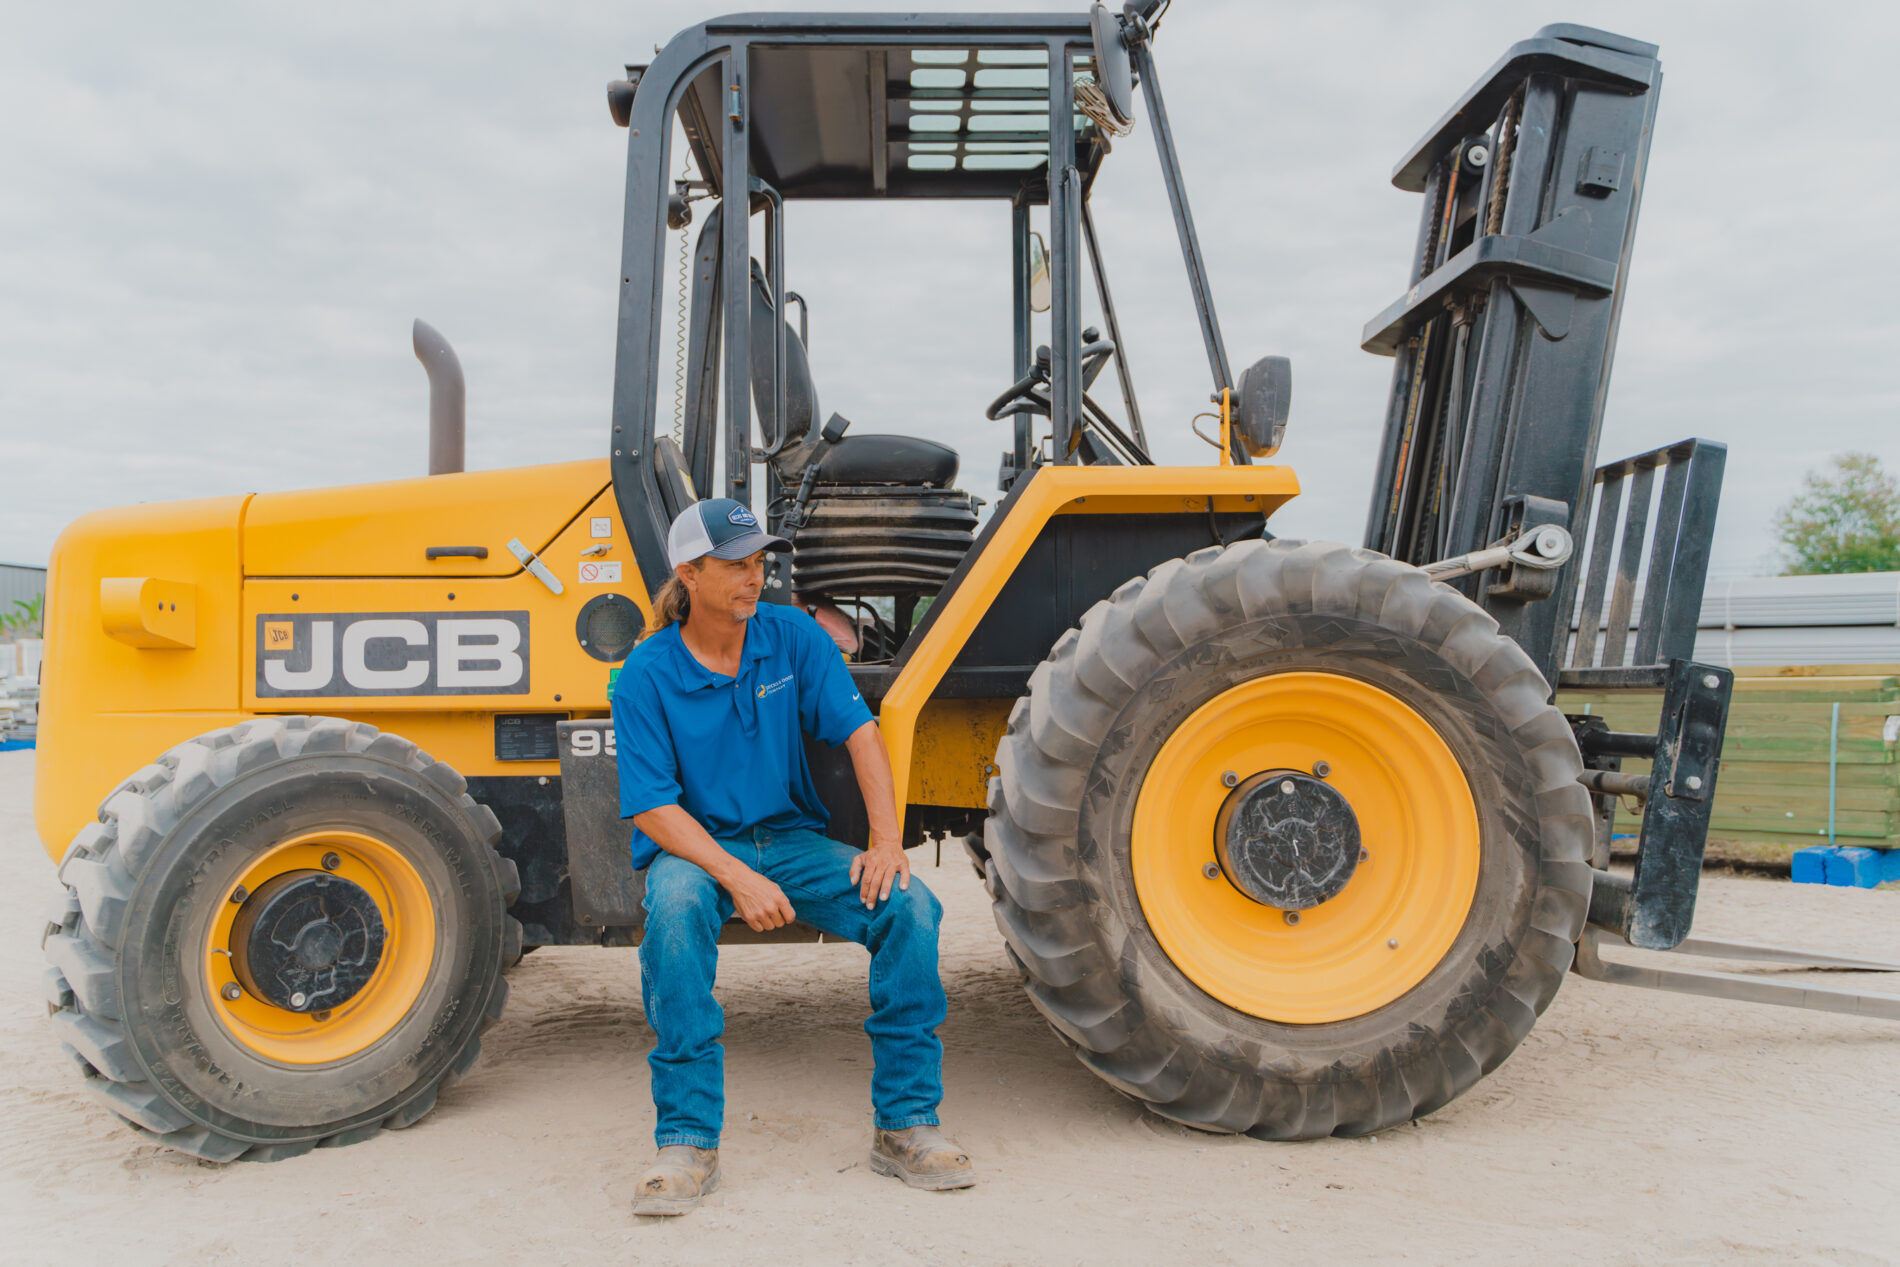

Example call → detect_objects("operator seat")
748 264 958 488
746 262 978 616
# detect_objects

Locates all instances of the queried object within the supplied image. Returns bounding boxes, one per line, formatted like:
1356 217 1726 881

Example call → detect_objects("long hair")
641 565 699 640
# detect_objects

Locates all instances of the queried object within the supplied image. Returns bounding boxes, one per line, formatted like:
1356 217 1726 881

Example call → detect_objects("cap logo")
727 506 758 528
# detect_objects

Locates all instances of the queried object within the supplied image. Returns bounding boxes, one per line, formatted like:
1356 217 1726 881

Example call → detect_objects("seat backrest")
651 436 697 523
749 260 817 453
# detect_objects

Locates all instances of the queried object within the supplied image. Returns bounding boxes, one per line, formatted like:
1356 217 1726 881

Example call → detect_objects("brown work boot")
870 1124 976 1191
630 1144 721 1216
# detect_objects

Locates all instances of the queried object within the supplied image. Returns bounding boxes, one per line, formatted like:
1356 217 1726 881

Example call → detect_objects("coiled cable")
670 157 693 447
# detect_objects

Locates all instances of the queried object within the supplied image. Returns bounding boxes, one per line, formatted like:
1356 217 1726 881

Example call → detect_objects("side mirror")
1232 356 1291 458
1088 3 1136 131
607 67 645 129
1028 231 1051 313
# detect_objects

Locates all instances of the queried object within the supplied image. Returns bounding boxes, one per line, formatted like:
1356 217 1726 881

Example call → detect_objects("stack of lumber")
1557 664 1900 860
0 644 36 746
0 682 33 746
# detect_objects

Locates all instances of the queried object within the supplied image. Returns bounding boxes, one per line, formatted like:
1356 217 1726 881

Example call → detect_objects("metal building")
1576 571 1900 668
1696 572 1900 666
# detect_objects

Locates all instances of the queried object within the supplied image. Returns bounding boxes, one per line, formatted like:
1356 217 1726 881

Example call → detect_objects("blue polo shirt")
611 602 874 869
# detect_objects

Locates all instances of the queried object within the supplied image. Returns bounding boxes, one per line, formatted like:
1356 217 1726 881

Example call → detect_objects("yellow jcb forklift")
40 5 1882 1163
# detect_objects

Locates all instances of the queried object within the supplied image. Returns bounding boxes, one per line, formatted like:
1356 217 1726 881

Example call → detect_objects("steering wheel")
985 365 1049 420
984 337 1117 421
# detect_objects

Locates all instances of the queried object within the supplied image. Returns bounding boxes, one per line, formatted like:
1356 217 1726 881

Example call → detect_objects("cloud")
3 0 1896 582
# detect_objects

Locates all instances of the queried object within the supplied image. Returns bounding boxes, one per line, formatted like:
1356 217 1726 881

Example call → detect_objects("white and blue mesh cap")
666 498 793 569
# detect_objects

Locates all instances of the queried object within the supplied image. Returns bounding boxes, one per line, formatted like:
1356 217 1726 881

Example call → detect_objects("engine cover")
791 485 978 599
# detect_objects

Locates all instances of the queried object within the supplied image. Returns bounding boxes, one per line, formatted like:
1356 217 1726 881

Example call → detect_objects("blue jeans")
638 826 947 1149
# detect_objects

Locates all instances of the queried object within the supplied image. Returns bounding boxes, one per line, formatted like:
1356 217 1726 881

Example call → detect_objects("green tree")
2 595 43 639
1775 452 1900 575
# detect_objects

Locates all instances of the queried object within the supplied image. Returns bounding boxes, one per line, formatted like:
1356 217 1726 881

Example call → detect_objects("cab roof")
664 11 1111 201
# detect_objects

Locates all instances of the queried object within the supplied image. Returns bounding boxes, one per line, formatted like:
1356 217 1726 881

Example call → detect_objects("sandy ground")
3 749 1899 1264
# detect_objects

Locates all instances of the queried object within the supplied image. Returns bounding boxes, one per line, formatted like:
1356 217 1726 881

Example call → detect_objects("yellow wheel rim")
206 829 437 1065
1131 671 1481 1024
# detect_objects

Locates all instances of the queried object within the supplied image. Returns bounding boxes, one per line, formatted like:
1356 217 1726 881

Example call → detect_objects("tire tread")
984 539 1591 1138
44 715 524 1161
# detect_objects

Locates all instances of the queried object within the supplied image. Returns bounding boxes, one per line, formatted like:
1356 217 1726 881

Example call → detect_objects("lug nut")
228 886 248 904
1283 911 1301 926
1387 938 1399 949
1202 862 1221 880
1312 761 1331 778
1685 775 1704 791
1280 780 1295 795
221 982 243 1001
1360 848 1370 863
1702 673 1721 690
321 852 341 871
289 992 308 1009
1221 771 1239 788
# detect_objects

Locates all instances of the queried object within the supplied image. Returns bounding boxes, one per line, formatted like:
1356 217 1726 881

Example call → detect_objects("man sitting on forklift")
611 498 978 1215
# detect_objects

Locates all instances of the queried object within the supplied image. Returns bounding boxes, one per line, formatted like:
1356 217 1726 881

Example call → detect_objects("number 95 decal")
567 728 617 757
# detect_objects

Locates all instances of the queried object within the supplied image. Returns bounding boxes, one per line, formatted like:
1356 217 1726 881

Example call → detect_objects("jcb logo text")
255 611 531 697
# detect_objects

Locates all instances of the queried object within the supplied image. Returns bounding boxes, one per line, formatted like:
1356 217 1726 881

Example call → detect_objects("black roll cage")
607 10 1241 594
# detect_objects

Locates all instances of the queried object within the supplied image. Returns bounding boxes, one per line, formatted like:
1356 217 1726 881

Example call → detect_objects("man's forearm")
632 803 751 884
844 720 902 847
634 803 796 931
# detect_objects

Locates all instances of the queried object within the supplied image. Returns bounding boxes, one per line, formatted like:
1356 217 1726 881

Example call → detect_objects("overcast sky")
4 0 1896 577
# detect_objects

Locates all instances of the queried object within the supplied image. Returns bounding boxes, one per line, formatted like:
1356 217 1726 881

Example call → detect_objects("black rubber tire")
983 539 1593 1139
960 832 989 880
43 716 522 1162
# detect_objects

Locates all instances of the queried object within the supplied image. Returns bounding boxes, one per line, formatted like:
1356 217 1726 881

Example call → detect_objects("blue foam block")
1883 850 1900 885
1826 846 1886 888
1791 847 1834 885
0 739 34 753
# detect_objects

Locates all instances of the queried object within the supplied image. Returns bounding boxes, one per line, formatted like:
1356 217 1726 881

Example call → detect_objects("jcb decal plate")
255 611 531 697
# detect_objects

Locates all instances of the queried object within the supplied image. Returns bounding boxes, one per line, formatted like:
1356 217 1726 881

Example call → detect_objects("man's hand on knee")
633 804 796 932
850 838 912 909
727 867 798 932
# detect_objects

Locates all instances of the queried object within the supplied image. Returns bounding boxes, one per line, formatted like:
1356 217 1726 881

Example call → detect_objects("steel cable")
670 157 694 448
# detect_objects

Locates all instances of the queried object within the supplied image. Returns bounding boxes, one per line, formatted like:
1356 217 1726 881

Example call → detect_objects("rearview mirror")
1028 231 1051 313
1088 3 1136 131
606 79 637 128
1233 356 1292 458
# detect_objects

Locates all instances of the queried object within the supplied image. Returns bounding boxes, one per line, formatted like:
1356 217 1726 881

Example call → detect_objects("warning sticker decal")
578 560 622 584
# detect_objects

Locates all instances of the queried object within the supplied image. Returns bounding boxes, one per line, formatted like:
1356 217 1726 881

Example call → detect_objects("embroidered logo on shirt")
757 673 795 699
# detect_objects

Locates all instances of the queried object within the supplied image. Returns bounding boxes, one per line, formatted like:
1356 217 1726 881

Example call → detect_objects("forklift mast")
1364 26 1703 674
1361 25 1734 951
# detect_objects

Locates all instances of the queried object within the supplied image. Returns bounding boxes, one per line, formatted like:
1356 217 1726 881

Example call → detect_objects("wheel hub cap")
231 871 387 1013
1214 771 1362 910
